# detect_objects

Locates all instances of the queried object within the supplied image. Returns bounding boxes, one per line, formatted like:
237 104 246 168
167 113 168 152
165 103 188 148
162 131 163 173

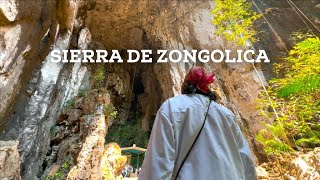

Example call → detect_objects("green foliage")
45 160 71 180
55 171 62 180
93 65 106 87
212 0 261 46
49 125 57 136
277 74 320 98
103 103 118 119
61 162 70 170
257 35 320 154
256 127 293 155
295 137 320 147
64 99 75 110
291 31 315 43
105 123 149 149
106 123 148 168
78 87 88 97
45 176 53 180
49 162 70 180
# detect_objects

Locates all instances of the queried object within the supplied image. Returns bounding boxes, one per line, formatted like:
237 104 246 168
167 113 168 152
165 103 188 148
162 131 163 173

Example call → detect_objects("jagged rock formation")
0 0 58 126
67 113 107 179
0 141 21 179
0 1 91 178
41 89 103 179
48 90 126 180
0 0 319 179
66 92 109 179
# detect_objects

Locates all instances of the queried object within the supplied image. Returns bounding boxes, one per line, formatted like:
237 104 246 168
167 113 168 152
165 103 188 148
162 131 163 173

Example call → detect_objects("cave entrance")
127 74 144 124
133 76 144 95
104 63 161 155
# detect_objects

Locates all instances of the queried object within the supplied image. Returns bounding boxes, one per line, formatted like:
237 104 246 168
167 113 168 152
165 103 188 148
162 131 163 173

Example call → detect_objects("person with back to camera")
139 67 258 180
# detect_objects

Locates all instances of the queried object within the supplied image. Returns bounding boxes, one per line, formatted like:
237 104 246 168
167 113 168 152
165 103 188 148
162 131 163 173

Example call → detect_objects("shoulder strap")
172 100 212 180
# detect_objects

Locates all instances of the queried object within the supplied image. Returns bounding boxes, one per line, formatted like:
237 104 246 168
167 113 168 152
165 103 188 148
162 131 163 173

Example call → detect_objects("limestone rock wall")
0 1 91 178
0 0 57 127
67 112 107 180
65 92 126 180
0 141 21 180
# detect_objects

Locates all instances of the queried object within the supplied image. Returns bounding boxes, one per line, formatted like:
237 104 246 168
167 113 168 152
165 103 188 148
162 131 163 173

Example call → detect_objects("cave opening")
127 74 144 124
133 76 145 95
104 63 161 151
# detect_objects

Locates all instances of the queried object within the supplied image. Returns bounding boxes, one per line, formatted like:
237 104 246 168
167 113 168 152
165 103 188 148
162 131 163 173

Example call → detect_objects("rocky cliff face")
0 1 90 178
0 0 319 179
0 141 21 179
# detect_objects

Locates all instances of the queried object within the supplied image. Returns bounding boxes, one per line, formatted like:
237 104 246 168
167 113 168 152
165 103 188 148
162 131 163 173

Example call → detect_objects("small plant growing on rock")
48 162 70 180
93 65 106 88
49 125 58 136
64 99 75 110
78 87 88 97
55 171 62 180
62 162 70 170
45 176 53 180
103 103 117 119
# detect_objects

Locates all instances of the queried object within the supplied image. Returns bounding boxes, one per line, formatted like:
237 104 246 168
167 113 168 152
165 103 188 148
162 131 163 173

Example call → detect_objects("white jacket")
139 94 258 180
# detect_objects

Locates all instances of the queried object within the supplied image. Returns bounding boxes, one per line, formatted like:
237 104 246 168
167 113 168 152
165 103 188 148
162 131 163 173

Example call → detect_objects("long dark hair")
182 82 216 101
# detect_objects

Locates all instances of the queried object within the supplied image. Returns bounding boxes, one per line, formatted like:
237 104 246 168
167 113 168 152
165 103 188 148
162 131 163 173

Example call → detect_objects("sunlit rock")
100 143 127 180
0 141 21 180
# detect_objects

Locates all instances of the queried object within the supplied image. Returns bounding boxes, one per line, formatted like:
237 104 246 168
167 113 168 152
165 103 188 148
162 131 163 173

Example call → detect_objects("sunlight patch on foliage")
212 0 261 46
257 34 320 154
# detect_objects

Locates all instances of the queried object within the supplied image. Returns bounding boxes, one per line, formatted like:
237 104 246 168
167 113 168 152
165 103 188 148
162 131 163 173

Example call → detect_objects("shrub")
103 103 117 119
64 99 75 111
93 65 106 88
212 0 261 46
105 123 149 149
78 87 88 97
257 34 320 154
